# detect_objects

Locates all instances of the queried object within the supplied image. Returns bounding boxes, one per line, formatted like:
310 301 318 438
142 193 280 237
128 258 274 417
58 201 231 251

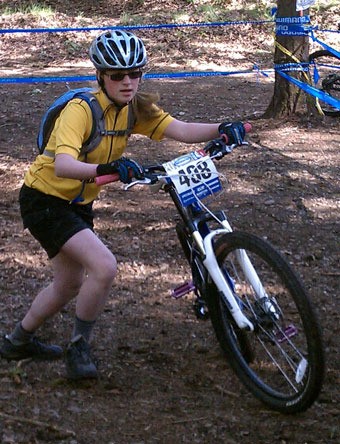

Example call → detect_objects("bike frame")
164 179 268 331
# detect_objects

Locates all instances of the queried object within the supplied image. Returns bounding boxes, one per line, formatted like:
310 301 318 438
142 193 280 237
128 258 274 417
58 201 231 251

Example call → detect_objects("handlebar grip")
95 168 135 186
95 173 120 186
244 122 252 133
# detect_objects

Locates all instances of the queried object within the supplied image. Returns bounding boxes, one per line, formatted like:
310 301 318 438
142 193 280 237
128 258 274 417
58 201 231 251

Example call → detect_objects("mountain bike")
309 49 340 116
96 126 325 414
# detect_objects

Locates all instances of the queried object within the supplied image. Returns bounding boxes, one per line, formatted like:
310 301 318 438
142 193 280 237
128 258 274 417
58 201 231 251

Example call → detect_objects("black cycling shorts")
19 184 94 259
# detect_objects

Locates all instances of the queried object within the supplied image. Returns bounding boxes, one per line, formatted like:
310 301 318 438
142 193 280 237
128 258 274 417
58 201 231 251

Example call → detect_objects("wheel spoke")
209 232 324 413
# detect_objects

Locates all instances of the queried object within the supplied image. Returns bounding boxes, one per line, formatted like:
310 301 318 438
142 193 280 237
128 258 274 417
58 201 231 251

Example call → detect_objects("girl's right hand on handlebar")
96 157 144 184
206 122 252 159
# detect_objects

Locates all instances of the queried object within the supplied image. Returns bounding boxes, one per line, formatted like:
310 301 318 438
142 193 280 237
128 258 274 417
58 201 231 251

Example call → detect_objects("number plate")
162 150 222 207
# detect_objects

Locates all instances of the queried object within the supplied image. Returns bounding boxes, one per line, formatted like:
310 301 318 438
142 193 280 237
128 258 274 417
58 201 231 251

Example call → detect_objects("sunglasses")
106 71 143 81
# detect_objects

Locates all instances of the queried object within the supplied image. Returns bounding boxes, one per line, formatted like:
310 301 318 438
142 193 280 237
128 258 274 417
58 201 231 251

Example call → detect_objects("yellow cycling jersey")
24 88 174 204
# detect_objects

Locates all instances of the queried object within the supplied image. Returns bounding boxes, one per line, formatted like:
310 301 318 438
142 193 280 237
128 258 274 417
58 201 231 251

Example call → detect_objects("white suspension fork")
221 221 267 299
202 229 254 331
234 249 267 299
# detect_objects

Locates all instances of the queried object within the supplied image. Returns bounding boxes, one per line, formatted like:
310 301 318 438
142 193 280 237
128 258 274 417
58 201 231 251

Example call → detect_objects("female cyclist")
0 30 246 380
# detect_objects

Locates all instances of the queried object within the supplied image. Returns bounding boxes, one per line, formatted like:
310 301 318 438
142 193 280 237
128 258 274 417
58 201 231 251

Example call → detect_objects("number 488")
178 160 212 187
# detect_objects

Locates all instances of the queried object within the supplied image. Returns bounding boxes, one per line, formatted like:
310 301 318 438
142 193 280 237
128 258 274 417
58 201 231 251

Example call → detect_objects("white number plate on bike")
162 150 222 207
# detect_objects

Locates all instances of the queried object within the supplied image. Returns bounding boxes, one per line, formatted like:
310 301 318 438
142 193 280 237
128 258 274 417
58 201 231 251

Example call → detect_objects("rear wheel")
207 231 325 413
309 50 340 116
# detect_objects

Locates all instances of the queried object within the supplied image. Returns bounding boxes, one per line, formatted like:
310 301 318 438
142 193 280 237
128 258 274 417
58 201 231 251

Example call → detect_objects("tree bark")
263 0 311 118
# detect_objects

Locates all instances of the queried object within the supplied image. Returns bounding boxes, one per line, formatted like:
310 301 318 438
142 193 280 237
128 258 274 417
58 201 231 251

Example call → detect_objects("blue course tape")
275 24 310 36
0 75 96 84
4 21 338 35
310 34 340 59
0 68 273 84
0 19 273 34
274 63 309 72
275 16 310 24
144 69 271 79
277 70 340 109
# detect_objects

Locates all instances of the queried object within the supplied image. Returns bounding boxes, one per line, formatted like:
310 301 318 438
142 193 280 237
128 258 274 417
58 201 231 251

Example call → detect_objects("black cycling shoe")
65 335 98 380
0 335 63 361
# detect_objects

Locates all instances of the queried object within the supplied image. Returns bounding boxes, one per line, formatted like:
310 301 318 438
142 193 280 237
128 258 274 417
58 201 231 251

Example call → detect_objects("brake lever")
224 140 249 152
124 177 152 190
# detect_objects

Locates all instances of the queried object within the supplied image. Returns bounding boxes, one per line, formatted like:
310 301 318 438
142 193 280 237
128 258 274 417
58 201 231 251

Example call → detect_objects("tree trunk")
263 0 311 118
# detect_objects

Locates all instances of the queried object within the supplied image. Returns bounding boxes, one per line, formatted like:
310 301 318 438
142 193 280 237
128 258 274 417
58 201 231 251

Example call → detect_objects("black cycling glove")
218 121 245 145
96 157 144 184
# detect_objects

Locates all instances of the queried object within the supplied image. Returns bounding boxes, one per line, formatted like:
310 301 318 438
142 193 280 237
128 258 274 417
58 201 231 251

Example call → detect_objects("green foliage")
196 4 220 22
64 39 83 55
1 0 337 24
120 12 146 26
2 2 54 16
180 0 274 22
311 0 340 13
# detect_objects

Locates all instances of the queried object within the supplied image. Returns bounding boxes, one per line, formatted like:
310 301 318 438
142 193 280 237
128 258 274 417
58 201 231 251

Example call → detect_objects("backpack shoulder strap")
81 99 136 155
80 92 105 154
126 102 136 136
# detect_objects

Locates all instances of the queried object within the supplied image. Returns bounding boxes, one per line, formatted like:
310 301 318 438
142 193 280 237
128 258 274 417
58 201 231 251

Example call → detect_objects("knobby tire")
206 231 324 414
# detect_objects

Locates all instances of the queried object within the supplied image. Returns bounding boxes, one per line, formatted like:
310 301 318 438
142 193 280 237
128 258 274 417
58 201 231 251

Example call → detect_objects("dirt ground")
0 2 340 443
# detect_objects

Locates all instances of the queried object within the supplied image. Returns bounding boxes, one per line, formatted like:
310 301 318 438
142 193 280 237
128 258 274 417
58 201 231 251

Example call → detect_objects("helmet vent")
89 30 147 70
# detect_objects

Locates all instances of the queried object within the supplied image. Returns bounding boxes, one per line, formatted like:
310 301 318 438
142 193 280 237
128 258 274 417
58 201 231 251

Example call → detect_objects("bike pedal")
276 324 298 343
171 281 196 299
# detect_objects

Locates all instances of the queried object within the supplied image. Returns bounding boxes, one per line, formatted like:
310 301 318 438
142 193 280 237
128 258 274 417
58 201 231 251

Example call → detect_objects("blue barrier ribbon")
276 26 306 36
277 70 340 109
274 63 309 72
275 16 312 36
275 16 310 24
0 19 273 34
275 24 310 36
0 75 96 84
310 31 340 59
0 68 273 84
144 69 271 79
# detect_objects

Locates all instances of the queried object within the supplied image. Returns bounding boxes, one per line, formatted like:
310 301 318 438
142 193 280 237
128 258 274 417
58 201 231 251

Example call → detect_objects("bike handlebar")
95 122 252 186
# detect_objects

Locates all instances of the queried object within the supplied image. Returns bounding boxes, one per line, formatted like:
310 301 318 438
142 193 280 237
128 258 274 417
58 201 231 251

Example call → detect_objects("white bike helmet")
89 30 147 70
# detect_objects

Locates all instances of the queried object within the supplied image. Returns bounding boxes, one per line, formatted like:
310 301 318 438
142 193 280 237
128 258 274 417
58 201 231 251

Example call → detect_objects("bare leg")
61 229 117 321
1 229 116 370
21 228 117 332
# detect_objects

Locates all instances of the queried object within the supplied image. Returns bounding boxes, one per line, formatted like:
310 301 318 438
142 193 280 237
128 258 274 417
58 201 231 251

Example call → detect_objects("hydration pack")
37 87 135 157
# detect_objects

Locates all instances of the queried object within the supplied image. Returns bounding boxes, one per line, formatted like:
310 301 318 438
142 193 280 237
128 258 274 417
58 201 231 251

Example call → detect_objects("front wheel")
207 231 325 413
